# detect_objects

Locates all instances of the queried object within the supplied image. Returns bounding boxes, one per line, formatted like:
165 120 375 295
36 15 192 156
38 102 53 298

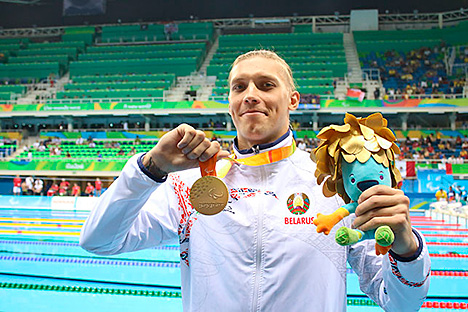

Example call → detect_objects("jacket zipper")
251 165 266 311
253 145 260 154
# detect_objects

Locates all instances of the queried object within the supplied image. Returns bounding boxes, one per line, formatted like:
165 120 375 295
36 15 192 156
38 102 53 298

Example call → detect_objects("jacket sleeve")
79 153 180 255
348 228 431 312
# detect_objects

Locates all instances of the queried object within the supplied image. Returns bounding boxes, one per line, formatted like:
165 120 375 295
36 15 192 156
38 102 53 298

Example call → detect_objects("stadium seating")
356 22 468 95
0 84 26 101
0 36 87 82
16 140 151 160
99 22 214 43
208 33 345 96
69 42 207 78
62 26 95 45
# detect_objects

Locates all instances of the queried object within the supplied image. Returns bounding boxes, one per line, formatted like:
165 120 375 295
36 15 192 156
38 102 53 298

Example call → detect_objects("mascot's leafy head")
312 113 402 204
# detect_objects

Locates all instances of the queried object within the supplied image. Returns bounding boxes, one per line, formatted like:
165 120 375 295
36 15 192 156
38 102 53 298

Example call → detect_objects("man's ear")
288 91 300 111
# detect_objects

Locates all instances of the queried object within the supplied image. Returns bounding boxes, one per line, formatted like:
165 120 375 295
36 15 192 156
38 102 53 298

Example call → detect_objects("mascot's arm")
313 202 356 235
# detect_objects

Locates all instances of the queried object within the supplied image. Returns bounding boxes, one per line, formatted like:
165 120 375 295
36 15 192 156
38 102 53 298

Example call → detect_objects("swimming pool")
1 197 467 311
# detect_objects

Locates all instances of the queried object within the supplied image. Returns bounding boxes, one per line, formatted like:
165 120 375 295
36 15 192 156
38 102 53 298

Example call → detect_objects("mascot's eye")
379 172 384 180
350 174 356 184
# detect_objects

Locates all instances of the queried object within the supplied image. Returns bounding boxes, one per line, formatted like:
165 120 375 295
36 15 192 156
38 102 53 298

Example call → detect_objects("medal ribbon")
199 152 218 177
217 140 297 178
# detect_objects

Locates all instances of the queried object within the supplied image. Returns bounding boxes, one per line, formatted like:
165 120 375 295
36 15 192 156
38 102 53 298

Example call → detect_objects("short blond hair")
228 49 296 92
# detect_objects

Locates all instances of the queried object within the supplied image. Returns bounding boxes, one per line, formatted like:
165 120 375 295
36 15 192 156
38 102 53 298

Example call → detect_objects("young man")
71 183 81 197
85 182 95 197
80 50 430 311
13 175 21 196
95 178 102 196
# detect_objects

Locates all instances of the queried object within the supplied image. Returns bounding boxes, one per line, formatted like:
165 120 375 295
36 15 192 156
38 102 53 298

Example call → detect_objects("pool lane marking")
0 217 85 223
412 223 462 227
0 223 82 229
424 233 468 238
417 228 468 232
0 230 80 236
426 242 468 246
0 281 182 298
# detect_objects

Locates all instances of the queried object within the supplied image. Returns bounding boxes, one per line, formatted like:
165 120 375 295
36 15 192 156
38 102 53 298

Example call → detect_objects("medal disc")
190 176 228 215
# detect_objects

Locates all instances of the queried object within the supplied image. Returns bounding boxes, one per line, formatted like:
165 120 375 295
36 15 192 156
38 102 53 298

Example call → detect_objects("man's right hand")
142 124 230 179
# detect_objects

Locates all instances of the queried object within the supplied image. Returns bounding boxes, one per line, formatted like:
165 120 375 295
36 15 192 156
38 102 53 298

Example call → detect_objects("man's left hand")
352 185 418 257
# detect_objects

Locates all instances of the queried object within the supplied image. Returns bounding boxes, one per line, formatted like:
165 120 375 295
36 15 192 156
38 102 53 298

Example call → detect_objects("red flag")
406 161 416 177
346 88 365 102
446 163 453 175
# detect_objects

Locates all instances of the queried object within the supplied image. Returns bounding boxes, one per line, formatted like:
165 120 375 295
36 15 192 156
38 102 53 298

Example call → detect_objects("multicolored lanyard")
217 140 297 178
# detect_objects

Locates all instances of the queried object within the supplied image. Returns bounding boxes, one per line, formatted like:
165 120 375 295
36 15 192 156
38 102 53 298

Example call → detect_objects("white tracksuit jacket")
80 132 431 312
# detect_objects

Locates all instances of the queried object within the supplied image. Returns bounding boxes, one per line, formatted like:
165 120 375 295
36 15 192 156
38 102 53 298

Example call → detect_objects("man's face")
228 57 299 149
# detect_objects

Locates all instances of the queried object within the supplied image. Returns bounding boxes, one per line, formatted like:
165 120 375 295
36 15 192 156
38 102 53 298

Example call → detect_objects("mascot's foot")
313 208 350 235
335 227 362 246
375 243 392 256
375 225 395 247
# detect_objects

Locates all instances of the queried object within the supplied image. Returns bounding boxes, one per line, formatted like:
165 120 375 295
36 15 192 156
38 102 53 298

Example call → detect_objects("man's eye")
264 82 274 87
232 85 244 91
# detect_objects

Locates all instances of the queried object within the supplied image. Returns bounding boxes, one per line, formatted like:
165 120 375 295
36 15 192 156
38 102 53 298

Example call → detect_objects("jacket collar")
233 130 293 159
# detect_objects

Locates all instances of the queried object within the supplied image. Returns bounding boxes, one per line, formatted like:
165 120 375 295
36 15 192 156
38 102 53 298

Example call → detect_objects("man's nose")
243 83 260 104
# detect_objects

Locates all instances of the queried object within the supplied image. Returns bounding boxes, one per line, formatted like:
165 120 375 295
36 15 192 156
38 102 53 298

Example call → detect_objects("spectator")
85 182 95 197
448 186 456 202
297 139 307 151
374 88 380 100
21 181 28 195
427 143 434 154
25 176 34 195
134 135 141 145
13 175 21 196
71 183 81 197
95 178 102 197
435 187 447 201
33 178 44 196
128 147 137 156
59 178 70 195
47 183 59 196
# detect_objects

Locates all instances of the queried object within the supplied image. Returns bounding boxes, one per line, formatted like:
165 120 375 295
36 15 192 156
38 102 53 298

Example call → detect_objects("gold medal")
190 176 228 215
190 154 228 215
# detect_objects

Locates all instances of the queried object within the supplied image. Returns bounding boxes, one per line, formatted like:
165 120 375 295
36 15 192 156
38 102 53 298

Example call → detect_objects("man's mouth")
241 110 267 116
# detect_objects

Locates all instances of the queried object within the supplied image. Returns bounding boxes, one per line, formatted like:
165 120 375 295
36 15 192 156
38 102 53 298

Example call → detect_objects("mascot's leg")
314 207 350 235
335 227 363 246
374 225 395 255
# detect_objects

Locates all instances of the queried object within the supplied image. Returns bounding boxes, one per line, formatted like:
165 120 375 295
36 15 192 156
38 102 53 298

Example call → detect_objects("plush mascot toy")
312 113 402 255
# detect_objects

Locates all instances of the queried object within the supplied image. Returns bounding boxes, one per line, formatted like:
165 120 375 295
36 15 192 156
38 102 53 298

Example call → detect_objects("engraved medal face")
190 176 228 215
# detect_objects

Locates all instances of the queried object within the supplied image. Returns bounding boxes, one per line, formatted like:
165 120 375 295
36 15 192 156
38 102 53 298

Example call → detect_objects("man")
13 175 21 196
85 182 95 197
72 183 81 197
25 176 34 195
80 50 430 311
435 187 447 201
59 178 70 195
448 186 456 202
95 178 102 196
33 178 44 196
